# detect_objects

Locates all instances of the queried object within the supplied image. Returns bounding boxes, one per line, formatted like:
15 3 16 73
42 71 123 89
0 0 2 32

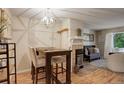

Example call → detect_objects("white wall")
83 28 96 45
59 19 70 49
61 31 69 49
53 18 96 49
70 19 84 37
29 19 61 48
11 16 62 72
8 8 96 72
69 19 96 46
11 16 31 72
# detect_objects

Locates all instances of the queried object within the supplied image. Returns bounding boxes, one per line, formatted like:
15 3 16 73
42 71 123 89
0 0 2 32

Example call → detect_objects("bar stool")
30 47 66 84
51 56 66 83
29 47 46 84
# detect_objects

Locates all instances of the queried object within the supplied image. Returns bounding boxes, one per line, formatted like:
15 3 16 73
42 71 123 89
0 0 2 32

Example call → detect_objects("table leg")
46 54 52 84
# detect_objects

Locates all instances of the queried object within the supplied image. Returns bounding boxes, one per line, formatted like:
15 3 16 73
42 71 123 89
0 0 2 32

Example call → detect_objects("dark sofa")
83 45 101 62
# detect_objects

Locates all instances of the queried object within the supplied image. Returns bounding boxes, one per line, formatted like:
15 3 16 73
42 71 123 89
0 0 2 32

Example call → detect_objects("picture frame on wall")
89 34 94 41
76 28 82 36
83 33 94 42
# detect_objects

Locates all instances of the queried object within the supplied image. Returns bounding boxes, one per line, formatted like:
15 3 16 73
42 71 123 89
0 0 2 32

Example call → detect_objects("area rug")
90 59 107 68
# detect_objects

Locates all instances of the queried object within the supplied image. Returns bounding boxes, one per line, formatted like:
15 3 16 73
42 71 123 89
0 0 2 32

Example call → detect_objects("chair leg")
89 58 91 62
31 62 33 80
36 69 38 84
56 63 58 81
31 63 35 84
43 67 45 72
51 64 54 84
61 62 64 74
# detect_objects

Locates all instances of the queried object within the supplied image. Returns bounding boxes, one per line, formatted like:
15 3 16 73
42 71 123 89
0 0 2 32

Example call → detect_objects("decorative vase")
77 28 82 36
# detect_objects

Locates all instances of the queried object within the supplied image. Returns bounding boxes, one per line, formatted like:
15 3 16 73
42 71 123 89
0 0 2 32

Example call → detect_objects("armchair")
83 45 101 62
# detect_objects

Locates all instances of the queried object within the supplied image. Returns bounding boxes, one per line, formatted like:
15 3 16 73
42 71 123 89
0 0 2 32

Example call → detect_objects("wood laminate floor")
1 60 124 84
16 62 124 84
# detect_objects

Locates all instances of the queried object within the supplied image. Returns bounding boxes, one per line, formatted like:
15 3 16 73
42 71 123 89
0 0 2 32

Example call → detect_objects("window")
114 33 124 48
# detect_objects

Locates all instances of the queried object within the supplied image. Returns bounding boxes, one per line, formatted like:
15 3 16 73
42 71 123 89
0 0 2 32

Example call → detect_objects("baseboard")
17 68 31 74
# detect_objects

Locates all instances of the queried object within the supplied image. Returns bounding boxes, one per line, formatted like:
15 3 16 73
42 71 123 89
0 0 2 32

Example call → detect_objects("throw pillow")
85 48 88 55
94 48 100 53
88 47 95 54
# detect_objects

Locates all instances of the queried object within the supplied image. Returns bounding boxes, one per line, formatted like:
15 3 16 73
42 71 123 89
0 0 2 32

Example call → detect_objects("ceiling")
9 8 124 30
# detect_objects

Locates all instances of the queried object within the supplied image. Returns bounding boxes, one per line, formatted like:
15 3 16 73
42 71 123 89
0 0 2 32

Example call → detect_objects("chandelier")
42 8 55 26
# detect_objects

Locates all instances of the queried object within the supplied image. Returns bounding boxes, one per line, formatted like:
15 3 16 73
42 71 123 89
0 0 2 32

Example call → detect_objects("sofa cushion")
94 47 100 53
89 53 100 59
85 48 89 55
88 47 95 54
